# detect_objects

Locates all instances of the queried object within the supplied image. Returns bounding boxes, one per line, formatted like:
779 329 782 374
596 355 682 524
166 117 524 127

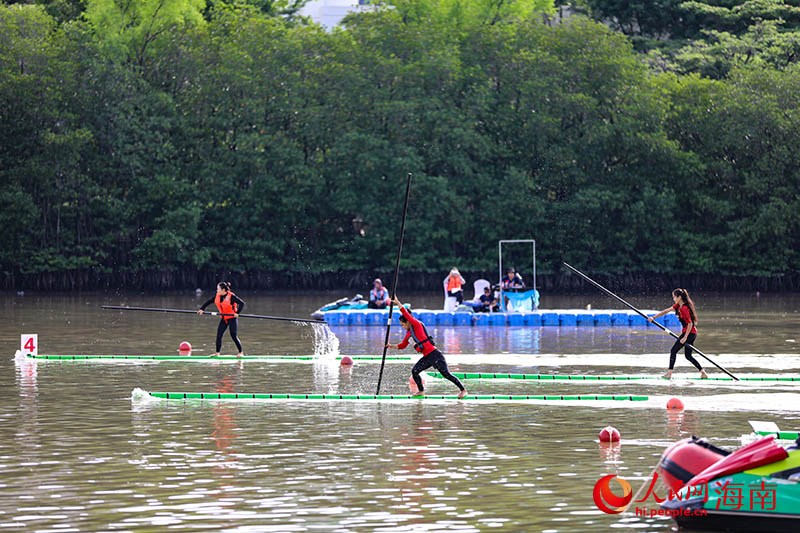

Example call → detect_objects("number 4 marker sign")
21 334 38 356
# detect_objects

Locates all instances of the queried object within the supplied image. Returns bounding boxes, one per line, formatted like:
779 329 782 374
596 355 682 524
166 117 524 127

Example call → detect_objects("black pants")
412 349 464 392
450 289 463 304
216 318 243 353
669 332 702 371
368 301 387 309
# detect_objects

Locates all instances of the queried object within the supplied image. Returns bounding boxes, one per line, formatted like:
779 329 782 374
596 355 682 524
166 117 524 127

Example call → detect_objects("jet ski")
658 433 800 532
311 295 368 319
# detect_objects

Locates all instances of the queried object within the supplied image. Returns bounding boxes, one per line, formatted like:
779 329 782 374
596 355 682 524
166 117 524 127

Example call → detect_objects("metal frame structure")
498 239 536 291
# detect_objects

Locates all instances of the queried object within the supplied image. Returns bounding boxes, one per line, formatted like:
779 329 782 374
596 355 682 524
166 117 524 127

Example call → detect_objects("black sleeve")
199 297 214 310
231 294 245 314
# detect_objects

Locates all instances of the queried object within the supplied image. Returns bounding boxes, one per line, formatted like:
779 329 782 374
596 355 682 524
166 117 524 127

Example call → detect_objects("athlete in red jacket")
649 288 707 379
385 296 468 398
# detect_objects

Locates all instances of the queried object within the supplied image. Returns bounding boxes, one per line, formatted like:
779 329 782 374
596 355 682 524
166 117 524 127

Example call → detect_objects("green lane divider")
427 372 800 382
27 354 410 361
756 431 799 440
146 391 649 401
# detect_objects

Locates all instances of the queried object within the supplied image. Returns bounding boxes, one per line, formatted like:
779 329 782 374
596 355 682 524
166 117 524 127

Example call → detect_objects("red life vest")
409 321 436 354
215 292 237 321
673 303 697 334
447 275 462 291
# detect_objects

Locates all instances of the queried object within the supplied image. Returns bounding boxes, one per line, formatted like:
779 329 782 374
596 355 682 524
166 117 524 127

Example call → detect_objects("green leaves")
2 2 799 284
85 0 206 66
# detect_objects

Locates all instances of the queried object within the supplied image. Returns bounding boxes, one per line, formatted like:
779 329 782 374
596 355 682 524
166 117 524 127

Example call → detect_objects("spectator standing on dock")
648 289 708 379
445 268 466 304
368 278 390 309
502 267 525 289
197 281 245 357
385 296 468 399
502 267 525 309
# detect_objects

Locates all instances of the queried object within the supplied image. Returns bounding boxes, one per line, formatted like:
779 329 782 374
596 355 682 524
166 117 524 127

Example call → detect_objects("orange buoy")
178 341 192 354
340 356 354 366
666 397 684 410
598 426 621 442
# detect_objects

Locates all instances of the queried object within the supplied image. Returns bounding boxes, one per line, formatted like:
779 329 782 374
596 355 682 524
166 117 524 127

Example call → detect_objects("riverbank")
3 269 799 292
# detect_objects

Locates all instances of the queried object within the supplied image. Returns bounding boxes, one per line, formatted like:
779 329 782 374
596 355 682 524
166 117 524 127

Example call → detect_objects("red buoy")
340 356 354 366
598 426 621 443
667 397 684 410
178 341 192 354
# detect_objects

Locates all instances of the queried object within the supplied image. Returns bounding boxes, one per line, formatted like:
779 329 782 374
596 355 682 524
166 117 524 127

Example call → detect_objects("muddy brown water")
1 291 799 531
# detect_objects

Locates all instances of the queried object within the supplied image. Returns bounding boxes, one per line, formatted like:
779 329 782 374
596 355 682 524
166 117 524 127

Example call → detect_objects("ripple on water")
4 292 800 531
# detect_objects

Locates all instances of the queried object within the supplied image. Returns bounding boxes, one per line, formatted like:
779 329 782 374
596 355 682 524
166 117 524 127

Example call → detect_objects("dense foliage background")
1 0 799 290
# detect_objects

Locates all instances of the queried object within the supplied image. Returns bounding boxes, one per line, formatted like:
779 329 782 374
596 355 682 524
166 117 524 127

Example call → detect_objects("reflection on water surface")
1 292 799 531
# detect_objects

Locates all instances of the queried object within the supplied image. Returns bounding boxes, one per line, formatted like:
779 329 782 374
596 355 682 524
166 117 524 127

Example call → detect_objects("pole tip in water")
666 397 684 410
340 356 354 366
598 426 620 443
179 341 192 355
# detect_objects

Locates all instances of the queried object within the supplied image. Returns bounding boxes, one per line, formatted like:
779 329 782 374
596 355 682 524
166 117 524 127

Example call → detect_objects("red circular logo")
593 474 632 514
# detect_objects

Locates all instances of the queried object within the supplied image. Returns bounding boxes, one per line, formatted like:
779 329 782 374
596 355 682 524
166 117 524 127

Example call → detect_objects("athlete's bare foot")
209 352 220 358
700 369 708 379
412 391 425 398
236 353 244 358
457 389 468 399
662 370 673 379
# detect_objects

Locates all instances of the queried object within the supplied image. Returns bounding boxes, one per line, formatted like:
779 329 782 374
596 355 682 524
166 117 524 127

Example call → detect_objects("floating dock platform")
323 308 679 328
427 372 800 382
137 390 649 402
25 354 410 362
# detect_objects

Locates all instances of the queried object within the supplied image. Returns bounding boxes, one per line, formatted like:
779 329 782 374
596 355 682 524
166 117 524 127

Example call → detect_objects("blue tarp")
500 289 540 311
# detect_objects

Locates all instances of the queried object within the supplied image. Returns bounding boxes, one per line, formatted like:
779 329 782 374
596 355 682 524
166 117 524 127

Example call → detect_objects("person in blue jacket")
368 278 390 309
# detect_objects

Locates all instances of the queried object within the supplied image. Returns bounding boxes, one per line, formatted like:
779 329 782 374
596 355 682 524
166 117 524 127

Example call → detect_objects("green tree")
84 0 206 66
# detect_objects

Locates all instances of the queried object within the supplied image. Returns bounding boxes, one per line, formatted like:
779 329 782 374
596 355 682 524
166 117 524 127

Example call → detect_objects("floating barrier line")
27 354 410 361
145 391 649 401
756 431 799 440
427 372 800 382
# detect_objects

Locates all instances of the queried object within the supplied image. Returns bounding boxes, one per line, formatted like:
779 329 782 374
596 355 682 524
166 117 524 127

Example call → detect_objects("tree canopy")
0 1 798 288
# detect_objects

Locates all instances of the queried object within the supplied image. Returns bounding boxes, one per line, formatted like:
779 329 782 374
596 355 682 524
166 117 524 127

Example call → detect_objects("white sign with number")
21 334 38 356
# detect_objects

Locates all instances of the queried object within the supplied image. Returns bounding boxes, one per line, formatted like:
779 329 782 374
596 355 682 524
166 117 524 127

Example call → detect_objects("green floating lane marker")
27 354 410 361
147 391 648 401
756 431 799 440
427 372 800 382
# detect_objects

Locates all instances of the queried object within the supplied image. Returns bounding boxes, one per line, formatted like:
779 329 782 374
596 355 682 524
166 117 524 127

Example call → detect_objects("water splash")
130 387 151 402
297 322 340 360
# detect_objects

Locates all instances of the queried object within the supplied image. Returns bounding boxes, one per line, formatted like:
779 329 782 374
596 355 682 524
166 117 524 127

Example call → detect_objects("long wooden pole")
101 305 325 324
376 173 412 394
562 263 739 381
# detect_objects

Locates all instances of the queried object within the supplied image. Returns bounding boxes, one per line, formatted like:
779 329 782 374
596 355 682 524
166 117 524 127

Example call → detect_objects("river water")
2 291 799 532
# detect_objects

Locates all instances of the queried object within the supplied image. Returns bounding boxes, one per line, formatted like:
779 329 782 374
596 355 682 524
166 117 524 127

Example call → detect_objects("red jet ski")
657 434 800 531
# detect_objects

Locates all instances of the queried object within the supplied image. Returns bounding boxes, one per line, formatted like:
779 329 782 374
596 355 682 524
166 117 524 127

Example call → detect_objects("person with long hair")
197 281 245 357
649 289 708 379
385 295 468 398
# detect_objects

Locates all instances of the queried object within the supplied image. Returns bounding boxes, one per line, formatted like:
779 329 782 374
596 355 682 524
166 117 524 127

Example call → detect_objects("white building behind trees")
299 1 380 30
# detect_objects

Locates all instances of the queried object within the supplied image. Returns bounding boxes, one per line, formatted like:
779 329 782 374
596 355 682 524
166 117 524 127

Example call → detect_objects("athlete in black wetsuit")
198 281 246 357
385 296 468 398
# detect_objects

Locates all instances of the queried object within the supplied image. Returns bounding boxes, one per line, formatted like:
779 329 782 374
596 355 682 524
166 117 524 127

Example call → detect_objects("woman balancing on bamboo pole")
385 296 468 398
197 281 245 357
648 289 708 379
